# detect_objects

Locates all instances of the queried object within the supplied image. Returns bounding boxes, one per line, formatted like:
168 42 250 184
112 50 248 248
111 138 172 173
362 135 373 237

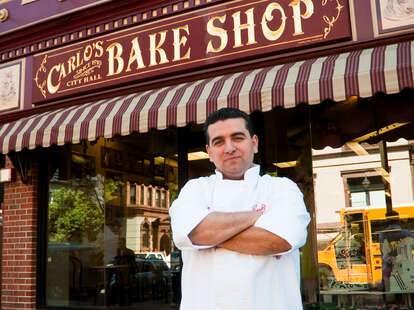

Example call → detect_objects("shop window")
312 95 414 305
44 131 179 309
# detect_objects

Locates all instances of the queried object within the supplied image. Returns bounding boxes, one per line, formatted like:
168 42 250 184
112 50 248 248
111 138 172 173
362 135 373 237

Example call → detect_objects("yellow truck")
318 205 414 291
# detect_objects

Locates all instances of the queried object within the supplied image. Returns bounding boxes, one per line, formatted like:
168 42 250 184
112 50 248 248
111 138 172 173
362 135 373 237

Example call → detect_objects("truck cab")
318 205 414 292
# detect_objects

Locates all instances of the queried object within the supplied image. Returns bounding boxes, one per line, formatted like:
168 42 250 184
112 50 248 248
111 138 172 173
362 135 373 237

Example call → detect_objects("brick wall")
1 157 38 310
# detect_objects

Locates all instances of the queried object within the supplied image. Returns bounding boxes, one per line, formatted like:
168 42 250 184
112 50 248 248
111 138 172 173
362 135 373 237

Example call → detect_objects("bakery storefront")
1 0 414 309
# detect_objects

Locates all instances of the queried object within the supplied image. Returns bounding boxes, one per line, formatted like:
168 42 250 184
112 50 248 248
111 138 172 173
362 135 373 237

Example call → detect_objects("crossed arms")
188 211 292 256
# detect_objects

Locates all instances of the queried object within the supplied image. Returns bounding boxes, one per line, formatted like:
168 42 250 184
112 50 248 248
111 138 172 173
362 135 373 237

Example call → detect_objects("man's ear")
253 135 259 153
206 144 213 162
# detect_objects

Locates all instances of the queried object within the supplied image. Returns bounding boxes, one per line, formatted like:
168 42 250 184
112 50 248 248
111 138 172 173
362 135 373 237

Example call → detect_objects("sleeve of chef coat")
169 178 214 251
254 177 311 254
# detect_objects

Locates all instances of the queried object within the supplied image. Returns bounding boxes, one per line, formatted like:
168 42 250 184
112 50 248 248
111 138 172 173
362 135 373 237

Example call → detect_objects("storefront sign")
0 0 115 36
32 0 351 104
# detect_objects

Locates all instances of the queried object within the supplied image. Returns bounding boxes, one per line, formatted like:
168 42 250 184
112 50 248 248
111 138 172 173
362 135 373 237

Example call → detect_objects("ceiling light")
273 160 297 168
188 151 209 161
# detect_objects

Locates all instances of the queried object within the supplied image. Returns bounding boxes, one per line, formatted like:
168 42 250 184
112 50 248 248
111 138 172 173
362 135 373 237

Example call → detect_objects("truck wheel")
319 265 334 290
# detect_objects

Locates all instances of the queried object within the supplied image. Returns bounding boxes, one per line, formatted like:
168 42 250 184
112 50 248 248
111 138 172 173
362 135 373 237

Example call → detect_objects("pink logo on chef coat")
252 203 266 213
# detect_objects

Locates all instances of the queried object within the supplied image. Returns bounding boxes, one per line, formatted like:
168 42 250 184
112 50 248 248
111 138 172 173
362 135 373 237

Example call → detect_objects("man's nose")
224 140 236 153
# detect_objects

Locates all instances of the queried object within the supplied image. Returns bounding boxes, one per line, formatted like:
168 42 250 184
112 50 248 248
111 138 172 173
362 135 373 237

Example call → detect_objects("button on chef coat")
169 165 311 310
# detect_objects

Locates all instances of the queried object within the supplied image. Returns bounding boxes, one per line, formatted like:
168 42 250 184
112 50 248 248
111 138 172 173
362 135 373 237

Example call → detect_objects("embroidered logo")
252 203 266 213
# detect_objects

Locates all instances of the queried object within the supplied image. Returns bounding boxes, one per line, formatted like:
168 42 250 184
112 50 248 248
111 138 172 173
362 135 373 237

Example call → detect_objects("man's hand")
188 211 261 246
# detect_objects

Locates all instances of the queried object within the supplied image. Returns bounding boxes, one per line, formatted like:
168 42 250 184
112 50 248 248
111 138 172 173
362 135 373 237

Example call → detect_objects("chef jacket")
169 165 311 310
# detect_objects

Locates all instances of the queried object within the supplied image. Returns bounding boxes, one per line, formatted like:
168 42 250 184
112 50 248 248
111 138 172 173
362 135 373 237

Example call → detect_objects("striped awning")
1 40 413 154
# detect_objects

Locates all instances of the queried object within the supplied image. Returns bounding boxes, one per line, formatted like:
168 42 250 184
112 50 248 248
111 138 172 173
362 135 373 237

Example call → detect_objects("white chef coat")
169 165 311 310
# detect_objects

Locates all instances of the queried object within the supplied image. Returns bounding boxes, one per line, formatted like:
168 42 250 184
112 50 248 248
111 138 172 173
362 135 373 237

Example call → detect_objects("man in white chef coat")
169 108 311 310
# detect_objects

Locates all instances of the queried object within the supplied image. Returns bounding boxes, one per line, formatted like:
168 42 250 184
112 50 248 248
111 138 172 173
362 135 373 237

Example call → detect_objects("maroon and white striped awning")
1 40 413 154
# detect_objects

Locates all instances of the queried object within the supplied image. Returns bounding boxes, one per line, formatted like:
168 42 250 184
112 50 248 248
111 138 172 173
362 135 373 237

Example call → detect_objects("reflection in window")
47 151 105 307
45 133 179 308
130 183 136 205
350 191 367 207
375 216 414 292
142 222 150 248
161 191 166 208
140 185 144 205
313 113 414 305
155 189 161 207
369 190 386 207
347 176 386 208
147 188 152 206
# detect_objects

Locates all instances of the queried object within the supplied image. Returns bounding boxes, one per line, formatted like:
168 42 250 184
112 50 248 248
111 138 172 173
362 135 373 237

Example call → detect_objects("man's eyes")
232 136 245 141
212 136 245 146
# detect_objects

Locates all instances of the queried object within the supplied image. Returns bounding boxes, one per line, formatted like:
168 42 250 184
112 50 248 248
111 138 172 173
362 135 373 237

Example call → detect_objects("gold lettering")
106 42 124 76
172 25 191 62
289 0 314 36
95 41 104 58
21 0 39 4
232 8 257 48
58 63 67 82
206 15 228 53
84 45 93 62
47 64 61 94
76 51 84 68
67 56 76 74
126 37 146 72
261 2 286 41
149 31 169 66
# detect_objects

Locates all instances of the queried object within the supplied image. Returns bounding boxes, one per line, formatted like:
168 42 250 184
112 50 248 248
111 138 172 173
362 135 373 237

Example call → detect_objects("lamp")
362 176 370 189
0 168 15 183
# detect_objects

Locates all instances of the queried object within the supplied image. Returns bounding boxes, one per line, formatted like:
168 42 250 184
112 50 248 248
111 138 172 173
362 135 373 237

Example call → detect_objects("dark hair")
203 108 254 145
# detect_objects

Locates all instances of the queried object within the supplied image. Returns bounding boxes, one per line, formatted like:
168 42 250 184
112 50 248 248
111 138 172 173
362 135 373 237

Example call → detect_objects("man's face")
206 118 258 180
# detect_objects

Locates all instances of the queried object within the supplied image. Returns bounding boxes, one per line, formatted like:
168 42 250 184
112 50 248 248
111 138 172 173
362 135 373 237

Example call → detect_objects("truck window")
345 213 366 264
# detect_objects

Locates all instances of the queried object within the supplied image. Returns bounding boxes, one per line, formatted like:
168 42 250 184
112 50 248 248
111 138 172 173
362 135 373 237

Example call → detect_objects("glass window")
129 183 136 205
350 192 366 207
147 188 152 206
312 95 414 305
45 131 179 308
347 176 386 208
140 185 144 205
155 189 161 207
161 191 166 208
142 223 149 248
369 190 386 207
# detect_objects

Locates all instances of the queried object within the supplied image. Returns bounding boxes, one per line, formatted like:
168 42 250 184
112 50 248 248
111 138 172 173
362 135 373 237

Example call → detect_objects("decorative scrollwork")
322 0 344 39
0 8 9 22
34 55 48 99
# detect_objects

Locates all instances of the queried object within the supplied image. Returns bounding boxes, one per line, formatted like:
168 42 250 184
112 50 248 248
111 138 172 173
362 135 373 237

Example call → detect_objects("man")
379 218 414 291
169 108 310 310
